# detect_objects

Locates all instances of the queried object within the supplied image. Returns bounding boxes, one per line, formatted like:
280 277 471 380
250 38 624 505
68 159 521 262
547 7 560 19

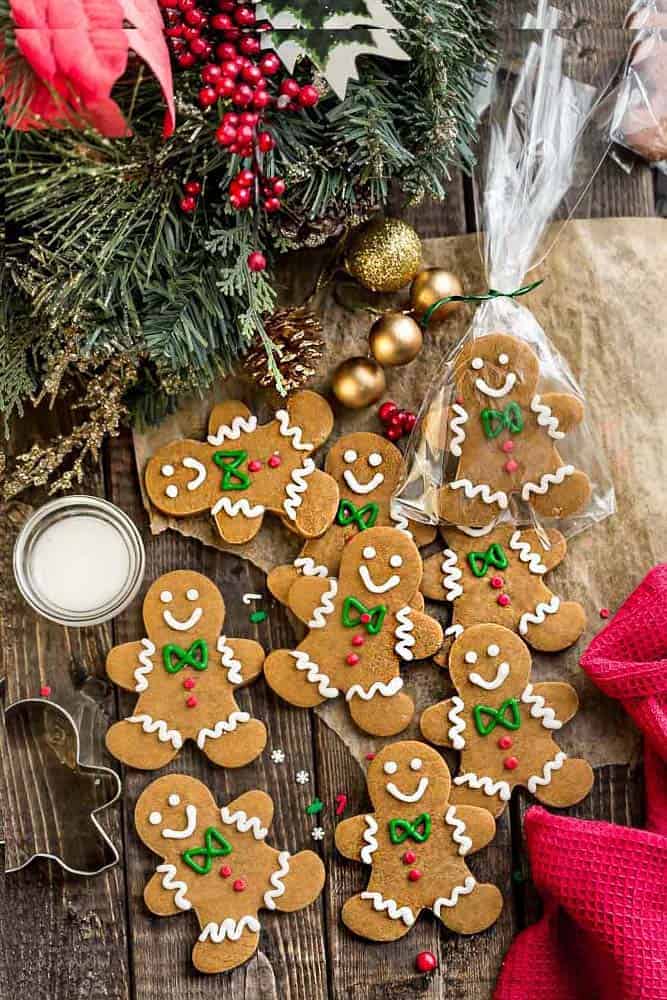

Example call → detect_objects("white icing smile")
468 661 510 690
385 777 429 803
182 457 207 490
475 372 517 398
163 607 203 631
162 803 198 839
359 564 400 594
343 469 385 494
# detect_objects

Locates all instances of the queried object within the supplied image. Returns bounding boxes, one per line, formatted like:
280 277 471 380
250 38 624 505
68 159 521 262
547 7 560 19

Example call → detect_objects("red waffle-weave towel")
494 565 667 1000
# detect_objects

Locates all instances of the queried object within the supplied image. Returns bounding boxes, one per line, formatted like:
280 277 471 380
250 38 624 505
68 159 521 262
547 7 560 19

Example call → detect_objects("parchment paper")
134 217 667 771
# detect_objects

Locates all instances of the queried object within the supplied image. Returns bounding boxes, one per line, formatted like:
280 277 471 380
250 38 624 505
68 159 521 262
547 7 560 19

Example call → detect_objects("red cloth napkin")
494 565 667 1000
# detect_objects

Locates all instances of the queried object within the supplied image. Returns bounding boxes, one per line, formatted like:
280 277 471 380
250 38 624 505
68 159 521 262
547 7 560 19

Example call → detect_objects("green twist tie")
419 279 545 330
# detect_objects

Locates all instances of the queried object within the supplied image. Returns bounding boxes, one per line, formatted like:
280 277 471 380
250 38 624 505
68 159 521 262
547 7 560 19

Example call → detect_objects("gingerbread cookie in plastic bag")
420 624 594 817
265 527 443 736
105 571 266 770
335 741 503 941
267 432 436 605
145 390 339 545
421 522 585 652
136 775 325 973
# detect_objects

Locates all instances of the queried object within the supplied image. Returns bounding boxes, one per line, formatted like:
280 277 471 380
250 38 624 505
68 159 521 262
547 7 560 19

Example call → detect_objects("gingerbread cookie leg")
434 881 503 935
437 484 503 528
448 781 509 818
341 892 416 942
212 504 265 545
287 467 340 539
199 718 267 769
348 688 415 737
267 563 301 604
106 718 181 770
192 909 260 974
264 648 332 708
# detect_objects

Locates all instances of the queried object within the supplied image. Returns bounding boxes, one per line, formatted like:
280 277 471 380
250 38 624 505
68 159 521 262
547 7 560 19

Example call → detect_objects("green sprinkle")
305 798 324 815
249 610 267 623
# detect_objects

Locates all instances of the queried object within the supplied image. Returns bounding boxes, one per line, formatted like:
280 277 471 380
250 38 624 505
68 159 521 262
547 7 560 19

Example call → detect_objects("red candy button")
346 653 360 666
504 458 519 473
490 575 504 589
248 459 262 472
504 756 519 770
268 453 281 468
408 869 422 882
183 677 196 690
233 878 246 892
352 635 364 647
497 736 512 750
360 613 371 624
402 850 417 865
219 865 232 878
497 593 511 607
502 440 514 453
416 951 437 973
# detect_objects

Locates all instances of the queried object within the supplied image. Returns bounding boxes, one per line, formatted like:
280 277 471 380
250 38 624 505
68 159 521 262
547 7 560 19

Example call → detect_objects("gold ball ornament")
345 218 422 293
368 312 423 367
331 357 387 409
410 268 464 322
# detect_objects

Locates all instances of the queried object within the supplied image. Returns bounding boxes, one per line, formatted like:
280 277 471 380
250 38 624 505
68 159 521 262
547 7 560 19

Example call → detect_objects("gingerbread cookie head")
146 440 220 517
142 570 225 645
340 526 422 614
326 432 403 504
135 773 215 856
448 623 532 701
454 333 540 409
367 741 451 818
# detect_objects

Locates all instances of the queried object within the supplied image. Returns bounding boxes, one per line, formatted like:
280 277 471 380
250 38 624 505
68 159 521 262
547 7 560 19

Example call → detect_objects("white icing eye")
464 650 478 664
498 353 509 365
149 811 162 826
168 794 181 807
343 449 358 463
471 357 484 371
160 591 173 604
363 546 376 560
389 554 403 568
487 643 500 657
410 757 422 771
383 760 398 775
186 589 199 601
165 485 179 499
161 464 174 476
368 453 383 468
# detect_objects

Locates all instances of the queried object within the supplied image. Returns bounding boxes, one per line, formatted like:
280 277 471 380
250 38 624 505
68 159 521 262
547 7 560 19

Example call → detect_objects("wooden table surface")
0 7 660 999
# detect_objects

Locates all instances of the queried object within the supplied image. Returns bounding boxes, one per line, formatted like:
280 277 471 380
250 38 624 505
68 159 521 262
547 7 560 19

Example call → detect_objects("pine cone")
242 307 324 394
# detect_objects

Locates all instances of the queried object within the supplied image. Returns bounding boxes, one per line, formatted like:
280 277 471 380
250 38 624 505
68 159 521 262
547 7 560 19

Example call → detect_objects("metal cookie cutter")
2 698 122 876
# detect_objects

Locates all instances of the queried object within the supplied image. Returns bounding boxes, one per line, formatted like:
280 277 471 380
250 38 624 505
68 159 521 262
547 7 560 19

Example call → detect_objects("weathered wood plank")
106 429 329 1000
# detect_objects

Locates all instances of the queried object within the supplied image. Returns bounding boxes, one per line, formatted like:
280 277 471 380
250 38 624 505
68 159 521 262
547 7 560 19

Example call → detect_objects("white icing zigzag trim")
345 677 403 702
449 402 469 457
445 623 464 639
156 863 192 911
450 479 508 509
527 750 567 793
283 458 315 522
294 556 328 577
308 579 338 629
441 548 463 601
394 606 415 661
196 710 250 749
217 636 242 684
444 805 472 855
447 695 466 749
134 638 155 693
454 772 512 801
360 815 378 864
275 409 313 451
521 683 563 730
263 850 290 910
433 876 476 915
290 650 339 699
220 806 268 840
522 465 574 501
519 595 561 636
361 891 415 926
127 714 183 749
207 415 258 445
199 916 261 943
530 394 565 440
509 530 547 575
390 510 413 538
211 496 265 518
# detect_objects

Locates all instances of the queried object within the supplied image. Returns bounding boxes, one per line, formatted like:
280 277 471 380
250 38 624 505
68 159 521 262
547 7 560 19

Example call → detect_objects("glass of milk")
13 496 145 626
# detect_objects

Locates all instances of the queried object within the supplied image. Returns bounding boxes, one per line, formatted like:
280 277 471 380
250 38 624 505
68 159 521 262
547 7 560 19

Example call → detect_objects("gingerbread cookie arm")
519 528 567 572
420 552 448 601
404 609 443 660
410 520 437 547
334 814 373 862
222 789 274 832
144 869 186 916
207 400 253 437
535 392 584 434
287 468 340 540
447 805 496 854
106 641 146 691
528 681 579 724
287 575 338 626
284 390 334 448
268 849 326 912
221 637 265 687
419 698 459 748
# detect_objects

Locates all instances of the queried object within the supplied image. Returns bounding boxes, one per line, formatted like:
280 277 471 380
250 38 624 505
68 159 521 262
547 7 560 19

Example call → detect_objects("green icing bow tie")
341 595 386 635
388 813 432 844
336 498 379 532
473 698 521 736
212 449 250 491
467 543 508 578
481 401 524 439
163 638 208 674
181 826 232 875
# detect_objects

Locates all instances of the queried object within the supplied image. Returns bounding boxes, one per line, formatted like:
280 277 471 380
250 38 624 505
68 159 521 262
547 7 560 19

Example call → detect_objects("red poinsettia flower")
1 0 175 136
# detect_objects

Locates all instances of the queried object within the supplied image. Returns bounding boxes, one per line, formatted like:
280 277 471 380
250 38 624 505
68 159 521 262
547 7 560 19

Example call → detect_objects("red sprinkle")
402 850 417 865
504 756 519 770
490 575 504 589
268 453 281 468
365 752 376 761
498 736 512 750
502 440 514 453
455 396 464 405
233 878 246 892
39 685 52 697
248 459 262 472
335 793 348 816
497 593 511 607
600 607 610 619
346 652 360 666
408 869 422 882
220 865 232 878
416 951 437 974
186 695 198 708
183 677 196 690
504 459 519 473
351 635 364 647
360 613 371 624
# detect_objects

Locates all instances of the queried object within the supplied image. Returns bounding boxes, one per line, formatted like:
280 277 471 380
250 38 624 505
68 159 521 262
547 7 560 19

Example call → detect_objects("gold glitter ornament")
345 218 422 293
331 357 386 409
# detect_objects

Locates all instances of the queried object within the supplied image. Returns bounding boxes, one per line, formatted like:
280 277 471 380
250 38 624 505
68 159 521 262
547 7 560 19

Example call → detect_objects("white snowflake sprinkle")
311 826 325 841
295 770 310 785
270 749 285 764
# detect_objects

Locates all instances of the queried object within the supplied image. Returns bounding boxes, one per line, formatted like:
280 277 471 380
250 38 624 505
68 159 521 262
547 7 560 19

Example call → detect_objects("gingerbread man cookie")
437 333 591 527
136 775 325 973
265 527 443 736
145 390 339 545
105 571 266 770
420 624 594 817
421 523 585 652
267 432 436 605
335 740 503 941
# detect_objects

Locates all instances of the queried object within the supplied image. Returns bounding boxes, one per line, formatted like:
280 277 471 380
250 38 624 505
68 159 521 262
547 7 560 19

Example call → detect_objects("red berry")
211 12 232 29
179 195 197 213
280 77 300 98
184 179 202 194
298 84 319 108
189 36 207 55
165 25 183 37
271 177 286 196
252 89 271 109
259 52 280 75
236 123 253 144
223 27 240 41
216 124 237 145
178 0 195 9
415 951 437 974
232 84 253 106
388 413 403 430
184 8 205 26
399 411 416 432
158 0 175 7
220 59 240 77
223 111 239 125
229 194 241 208
216 76 235 96
236 187 252 208
239 110 258 125
182 24 200 40
257 131 274 152
386 425 402 442
234 5 255 26
264 196 280 213
201 62 222 83
247 251 267 272
216 41 236 60
198 85 218 106
217 0 234 9
178 51 196 66
378 400 398 424
242 64 263 85
237 168 255 187
239 35 260 55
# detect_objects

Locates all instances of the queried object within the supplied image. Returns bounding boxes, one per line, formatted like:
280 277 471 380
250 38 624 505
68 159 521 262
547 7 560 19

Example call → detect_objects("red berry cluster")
378 400 417 442
179 178 202 213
